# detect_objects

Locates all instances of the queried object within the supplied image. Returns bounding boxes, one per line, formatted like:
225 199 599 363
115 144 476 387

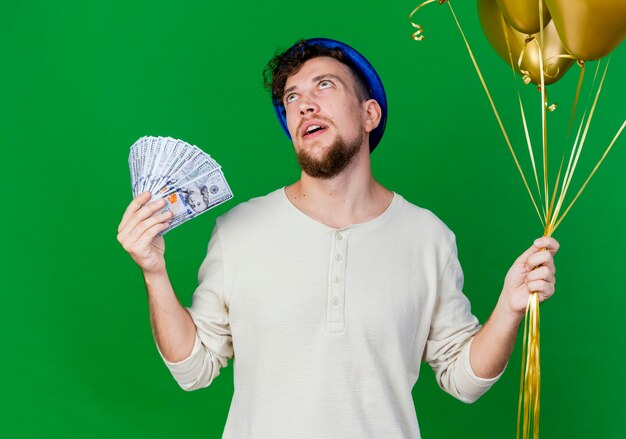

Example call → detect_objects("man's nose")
298 95 320 116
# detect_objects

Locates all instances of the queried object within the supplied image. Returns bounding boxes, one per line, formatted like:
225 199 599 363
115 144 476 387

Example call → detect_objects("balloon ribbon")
410 2 625 439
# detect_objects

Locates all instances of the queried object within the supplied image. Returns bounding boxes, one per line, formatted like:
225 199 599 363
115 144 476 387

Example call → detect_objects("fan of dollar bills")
128 136 234 235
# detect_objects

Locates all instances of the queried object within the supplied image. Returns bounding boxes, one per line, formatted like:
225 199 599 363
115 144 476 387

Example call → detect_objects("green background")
1 0 624 437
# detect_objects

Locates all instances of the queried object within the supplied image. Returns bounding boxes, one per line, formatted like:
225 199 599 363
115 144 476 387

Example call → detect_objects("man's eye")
319 80 332 89
286 94 298 104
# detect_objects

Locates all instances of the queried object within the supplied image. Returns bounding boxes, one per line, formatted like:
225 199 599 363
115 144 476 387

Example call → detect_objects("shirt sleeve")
159 226 234 391
422 236 504 403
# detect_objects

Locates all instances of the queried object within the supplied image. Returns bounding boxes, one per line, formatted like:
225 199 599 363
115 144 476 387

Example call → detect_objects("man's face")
282 57 368 178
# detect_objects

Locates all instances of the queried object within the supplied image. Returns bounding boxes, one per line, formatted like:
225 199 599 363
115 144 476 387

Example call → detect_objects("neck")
285 146 393 228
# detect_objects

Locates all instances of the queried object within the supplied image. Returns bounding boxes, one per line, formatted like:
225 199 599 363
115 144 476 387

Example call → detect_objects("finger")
526 279 555 298
119 191 152 231
122 197 167 235
118 192 152 232
527 249 556 273
514 244 538 266
132 198 168 228
123 209 172 246
135 220 172 249
533 236 560 254
525 266 555 284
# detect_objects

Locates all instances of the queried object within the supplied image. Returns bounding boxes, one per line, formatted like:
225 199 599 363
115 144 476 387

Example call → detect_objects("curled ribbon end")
411 29 425 41
546 103 557 112
409 0 439 43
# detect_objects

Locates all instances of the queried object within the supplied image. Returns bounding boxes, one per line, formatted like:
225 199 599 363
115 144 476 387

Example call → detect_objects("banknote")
128 136 233 235
154 168 233 235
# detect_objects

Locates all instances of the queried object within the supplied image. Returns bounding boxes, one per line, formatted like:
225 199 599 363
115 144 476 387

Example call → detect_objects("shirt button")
335 254 342 261
334 276 341 284
333 297 340 305
337 234 343 240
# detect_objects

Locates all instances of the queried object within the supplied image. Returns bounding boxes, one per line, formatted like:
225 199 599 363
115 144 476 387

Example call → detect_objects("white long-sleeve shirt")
161 188 501 438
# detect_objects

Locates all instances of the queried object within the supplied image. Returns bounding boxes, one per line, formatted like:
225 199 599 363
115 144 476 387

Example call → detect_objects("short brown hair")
263 39 371 105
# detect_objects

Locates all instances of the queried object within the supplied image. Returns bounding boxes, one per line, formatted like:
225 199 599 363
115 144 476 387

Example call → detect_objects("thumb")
514 242 540 266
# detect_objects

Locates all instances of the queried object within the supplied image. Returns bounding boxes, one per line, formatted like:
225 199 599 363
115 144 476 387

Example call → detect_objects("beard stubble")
295 131 364 179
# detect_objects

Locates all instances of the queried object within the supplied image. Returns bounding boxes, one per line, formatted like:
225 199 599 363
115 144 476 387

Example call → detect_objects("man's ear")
363 99 382 134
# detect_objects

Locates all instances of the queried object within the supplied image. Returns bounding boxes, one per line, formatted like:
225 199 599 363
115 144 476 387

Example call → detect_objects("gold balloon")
545 0 626 61
495 0 552 35
478 0 575 85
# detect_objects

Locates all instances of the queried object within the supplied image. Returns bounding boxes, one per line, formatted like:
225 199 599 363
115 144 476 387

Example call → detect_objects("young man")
117 38 558 438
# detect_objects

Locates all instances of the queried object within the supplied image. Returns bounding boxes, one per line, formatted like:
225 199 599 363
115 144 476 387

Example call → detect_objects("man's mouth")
304 125 325 137
301 121 329 139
